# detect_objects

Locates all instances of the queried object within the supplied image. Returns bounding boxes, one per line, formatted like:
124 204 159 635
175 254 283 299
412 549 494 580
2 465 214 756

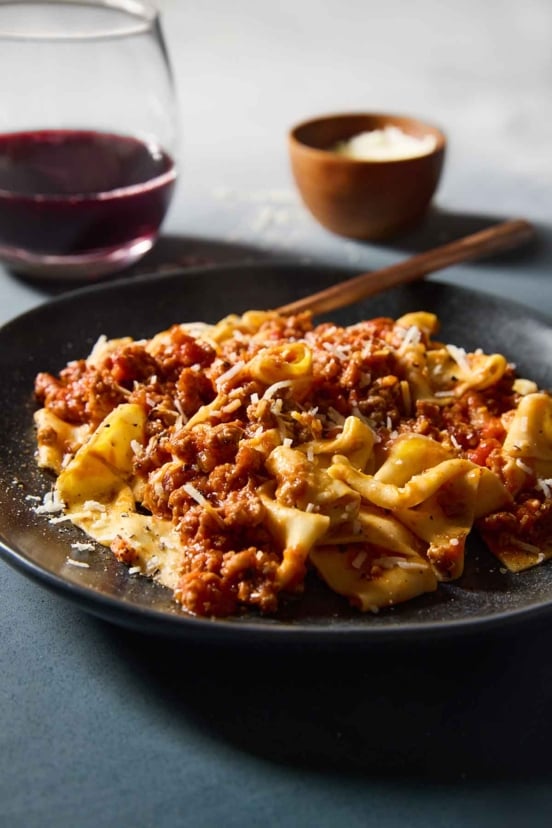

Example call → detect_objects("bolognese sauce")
33 309 552 617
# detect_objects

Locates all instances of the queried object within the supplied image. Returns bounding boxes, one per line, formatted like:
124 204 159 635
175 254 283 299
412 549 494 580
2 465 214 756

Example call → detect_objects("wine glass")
0 0 178 280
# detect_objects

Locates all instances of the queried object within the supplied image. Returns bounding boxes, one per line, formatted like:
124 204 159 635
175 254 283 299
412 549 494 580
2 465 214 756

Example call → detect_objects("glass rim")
0 0 159 41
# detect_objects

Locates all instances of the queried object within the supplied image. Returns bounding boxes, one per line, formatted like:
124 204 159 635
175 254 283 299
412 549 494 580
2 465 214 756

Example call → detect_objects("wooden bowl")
288 112 446 240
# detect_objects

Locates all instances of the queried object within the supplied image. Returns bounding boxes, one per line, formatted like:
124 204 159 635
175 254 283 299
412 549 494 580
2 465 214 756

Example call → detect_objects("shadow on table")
100 617 552 784
9 208 550 302
10 234 291 298
374 206 547 265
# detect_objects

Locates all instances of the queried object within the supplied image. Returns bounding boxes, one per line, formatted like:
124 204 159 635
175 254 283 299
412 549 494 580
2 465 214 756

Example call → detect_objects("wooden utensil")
277 218 535 316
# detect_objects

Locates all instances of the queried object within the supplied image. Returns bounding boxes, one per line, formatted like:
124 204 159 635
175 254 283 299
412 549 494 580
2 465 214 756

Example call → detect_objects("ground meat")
478 493 552 548
175 571 238 616
34 308 552 619
35 362 126 426
175 544 279 616
175 368 215 416
516 495 552 541
133 433 173 477
111 535 140 565
152 326 217 380
108 344 160 388
221 485 265 528
170 422 243 469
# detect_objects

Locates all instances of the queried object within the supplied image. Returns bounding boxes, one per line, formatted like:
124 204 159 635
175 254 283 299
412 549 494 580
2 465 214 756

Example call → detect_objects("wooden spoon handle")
276 218 535 316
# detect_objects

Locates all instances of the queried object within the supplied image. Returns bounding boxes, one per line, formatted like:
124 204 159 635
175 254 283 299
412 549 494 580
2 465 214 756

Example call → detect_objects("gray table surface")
2 2 552 826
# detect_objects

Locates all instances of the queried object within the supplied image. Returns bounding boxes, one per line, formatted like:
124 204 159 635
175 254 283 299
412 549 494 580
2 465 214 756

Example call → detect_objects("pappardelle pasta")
33 308 552 617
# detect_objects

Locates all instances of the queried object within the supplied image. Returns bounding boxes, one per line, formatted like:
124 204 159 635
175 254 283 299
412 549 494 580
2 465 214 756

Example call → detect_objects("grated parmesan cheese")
130 439 143 456
66 558 90 569
221 398 242 414
216 361 245 389
537 478 552 498
446 344 470 372
83 500 106 512
398 325 422 353
333 126 437 161
326 406 346 426
450 433 461 450
262 379 295 401
351 550 367 569
508 537 542 554
516 458 533 475
33 489 65 515
183 482 211 507
372 556 423 571
146 555 160 573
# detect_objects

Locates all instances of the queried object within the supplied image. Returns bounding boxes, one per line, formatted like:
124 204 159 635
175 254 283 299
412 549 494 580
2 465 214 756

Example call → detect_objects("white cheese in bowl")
333 126 437 161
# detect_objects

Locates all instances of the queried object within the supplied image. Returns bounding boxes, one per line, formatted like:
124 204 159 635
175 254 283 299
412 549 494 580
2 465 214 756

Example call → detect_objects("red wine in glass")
0 129 176 277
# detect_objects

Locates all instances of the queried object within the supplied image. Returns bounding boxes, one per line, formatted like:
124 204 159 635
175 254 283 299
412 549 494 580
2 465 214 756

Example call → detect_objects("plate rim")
4 256 552 335
3 532 552 644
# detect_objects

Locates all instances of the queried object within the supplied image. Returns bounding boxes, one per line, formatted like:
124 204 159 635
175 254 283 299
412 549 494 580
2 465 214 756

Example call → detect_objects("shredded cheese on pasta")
32 308 552 617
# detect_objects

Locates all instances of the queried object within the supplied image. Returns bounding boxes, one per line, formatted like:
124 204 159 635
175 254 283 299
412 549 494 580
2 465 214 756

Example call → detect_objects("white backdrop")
157 0 552 225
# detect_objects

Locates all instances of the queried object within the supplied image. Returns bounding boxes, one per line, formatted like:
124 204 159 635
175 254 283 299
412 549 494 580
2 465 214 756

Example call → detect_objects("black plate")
2 262 552 644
